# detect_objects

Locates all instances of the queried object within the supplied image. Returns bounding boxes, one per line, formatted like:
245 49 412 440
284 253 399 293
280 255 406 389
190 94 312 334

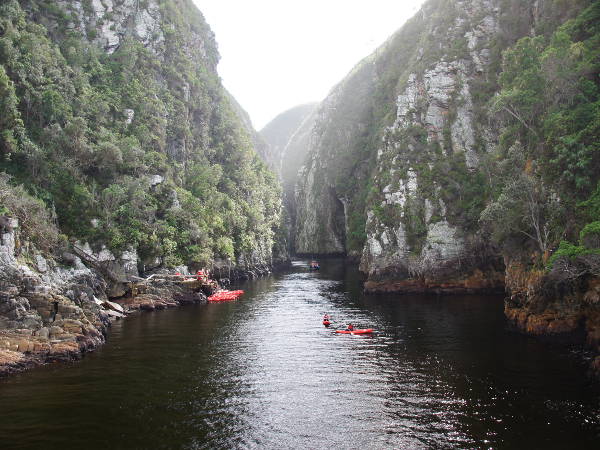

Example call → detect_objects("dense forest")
0 0 284 272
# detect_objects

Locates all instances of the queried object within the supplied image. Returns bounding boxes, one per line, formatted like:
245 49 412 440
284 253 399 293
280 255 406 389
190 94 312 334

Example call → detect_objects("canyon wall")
292 0 599 368
0 0 286 373
260 104 318 255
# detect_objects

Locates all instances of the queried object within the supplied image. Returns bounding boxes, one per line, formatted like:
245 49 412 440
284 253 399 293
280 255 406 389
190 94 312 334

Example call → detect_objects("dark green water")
1 260 599 449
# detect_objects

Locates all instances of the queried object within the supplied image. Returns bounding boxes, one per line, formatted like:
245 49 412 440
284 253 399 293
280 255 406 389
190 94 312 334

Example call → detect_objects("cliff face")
294 60 378 256
1 0 284 273
260 104 318 255
43 0 172 56
0 0 287 374
294 0 595 281
292 0 599 369
358 0 506 288
0 217 110 375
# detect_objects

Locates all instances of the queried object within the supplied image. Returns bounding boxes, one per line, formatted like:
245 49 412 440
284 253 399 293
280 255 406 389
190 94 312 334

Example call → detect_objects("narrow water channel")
1 259 599 449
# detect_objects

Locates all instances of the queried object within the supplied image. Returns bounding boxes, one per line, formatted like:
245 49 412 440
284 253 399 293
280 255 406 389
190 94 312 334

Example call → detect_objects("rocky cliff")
260 103 318 254
294 0 595 280
0 217 110 375
292 0 599 370
0 214 213 376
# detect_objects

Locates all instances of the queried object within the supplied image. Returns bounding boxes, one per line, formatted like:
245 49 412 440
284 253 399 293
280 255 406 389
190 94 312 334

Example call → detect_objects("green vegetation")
0 173 60 253
547 240 600 268
484 2 599 261
0 0 282 269
545 186 600 269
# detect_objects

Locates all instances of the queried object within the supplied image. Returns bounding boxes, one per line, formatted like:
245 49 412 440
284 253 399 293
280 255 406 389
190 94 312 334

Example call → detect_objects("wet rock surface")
364 268 505 294
0 224 209 377
504 256 600 377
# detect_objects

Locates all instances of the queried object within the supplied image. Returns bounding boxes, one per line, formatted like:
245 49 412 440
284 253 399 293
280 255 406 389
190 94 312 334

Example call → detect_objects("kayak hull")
335 329 373 334
323 321 330 327
208 290 244 302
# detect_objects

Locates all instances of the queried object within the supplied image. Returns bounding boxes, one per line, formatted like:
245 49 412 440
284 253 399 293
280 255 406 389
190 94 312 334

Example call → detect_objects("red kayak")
208 290 244 302
323 320 331 327
335 329 373 334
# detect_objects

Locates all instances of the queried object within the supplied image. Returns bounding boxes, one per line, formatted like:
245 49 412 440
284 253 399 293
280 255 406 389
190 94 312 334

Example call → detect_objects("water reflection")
0 259 599 449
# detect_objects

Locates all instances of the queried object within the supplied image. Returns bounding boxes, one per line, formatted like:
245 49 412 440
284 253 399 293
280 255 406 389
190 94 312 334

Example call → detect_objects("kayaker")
346 323 354 331
323 314 330 321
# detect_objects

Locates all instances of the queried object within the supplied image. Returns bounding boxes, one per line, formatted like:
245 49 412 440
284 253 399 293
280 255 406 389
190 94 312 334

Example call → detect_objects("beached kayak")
208 290 244 302
335 329 373 334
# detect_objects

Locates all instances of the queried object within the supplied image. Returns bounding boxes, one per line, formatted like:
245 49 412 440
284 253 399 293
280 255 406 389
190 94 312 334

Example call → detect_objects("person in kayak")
346 323 354 331
323 314 330 321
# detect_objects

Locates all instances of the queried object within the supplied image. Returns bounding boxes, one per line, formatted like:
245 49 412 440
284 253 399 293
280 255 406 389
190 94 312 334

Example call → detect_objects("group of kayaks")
208 290 244 302
323 317 374 334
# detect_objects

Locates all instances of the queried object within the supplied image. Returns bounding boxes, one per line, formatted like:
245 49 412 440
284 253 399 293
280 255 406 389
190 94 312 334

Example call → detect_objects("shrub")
0 172 59 253
547 240 600 268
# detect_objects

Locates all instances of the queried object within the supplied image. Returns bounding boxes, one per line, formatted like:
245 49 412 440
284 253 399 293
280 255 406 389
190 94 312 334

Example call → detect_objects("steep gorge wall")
260 104 318 255
1 0 284 273
359 0 506 289
0 0 287 374
294 0 594 281
295 59 378 256
293 0 600 370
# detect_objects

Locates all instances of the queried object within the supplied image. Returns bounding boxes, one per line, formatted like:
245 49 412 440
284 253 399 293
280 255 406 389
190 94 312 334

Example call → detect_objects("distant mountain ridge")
259 103 318 176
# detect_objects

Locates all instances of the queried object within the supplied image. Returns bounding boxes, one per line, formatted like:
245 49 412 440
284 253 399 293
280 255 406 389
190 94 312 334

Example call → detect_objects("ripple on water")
0 260 599 450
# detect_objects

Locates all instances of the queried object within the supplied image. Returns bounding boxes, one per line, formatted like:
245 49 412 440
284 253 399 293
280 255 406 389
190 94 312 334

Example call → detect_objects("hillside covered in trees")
0 0 284 273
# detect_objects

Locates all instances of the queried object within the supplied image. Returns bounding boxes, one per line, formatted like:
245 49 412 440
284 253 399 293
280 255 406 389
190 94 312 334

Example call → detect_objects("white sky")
193 0 427 130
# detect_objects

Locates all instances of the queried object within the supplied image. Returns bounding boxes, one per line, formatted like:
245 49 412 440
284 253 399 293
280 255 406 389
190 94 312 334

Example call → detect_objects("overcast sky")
193 0 426 130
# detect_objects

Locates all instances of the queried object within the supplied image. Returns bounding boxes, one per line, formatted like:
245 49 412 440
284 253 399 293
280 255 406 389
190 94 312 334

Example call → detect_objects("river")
1 259 599 449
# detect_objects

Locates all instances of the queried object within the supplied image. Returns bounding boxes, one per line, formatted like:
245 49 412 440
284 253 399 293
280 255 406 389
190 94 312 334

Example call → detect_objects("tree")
0 65 24 155
480 143 563 255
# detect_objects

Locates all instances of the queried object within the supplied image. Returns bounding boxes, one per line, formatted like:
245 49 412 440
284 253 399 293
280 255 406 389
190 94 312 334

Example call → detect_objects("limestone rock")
35 255 48 273
124 109 135 125
149 174 164 187
58 0 166 55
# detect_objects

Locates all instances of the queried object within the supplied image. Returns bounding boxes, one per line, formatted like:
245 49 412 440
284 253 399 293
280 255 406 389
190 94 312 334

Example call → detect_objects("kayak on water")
323 320 331 327
335 328 373 334
208 290 244 302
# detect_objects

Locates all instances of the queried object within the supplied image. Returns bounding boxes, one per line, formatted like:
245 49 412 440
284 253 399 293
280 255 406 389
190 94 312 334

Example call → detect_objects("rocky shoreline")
0 221 282 378
361 254 600 378
363 268 505 295
0 274 209 378
502 257 600 377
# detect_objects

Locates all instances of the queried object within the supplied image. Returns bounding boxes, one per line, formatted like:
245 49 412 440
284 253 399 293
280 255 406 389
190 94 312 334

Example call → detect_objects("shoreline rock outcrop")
0 220 111 377
503 255 600 376
0 219 277 378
